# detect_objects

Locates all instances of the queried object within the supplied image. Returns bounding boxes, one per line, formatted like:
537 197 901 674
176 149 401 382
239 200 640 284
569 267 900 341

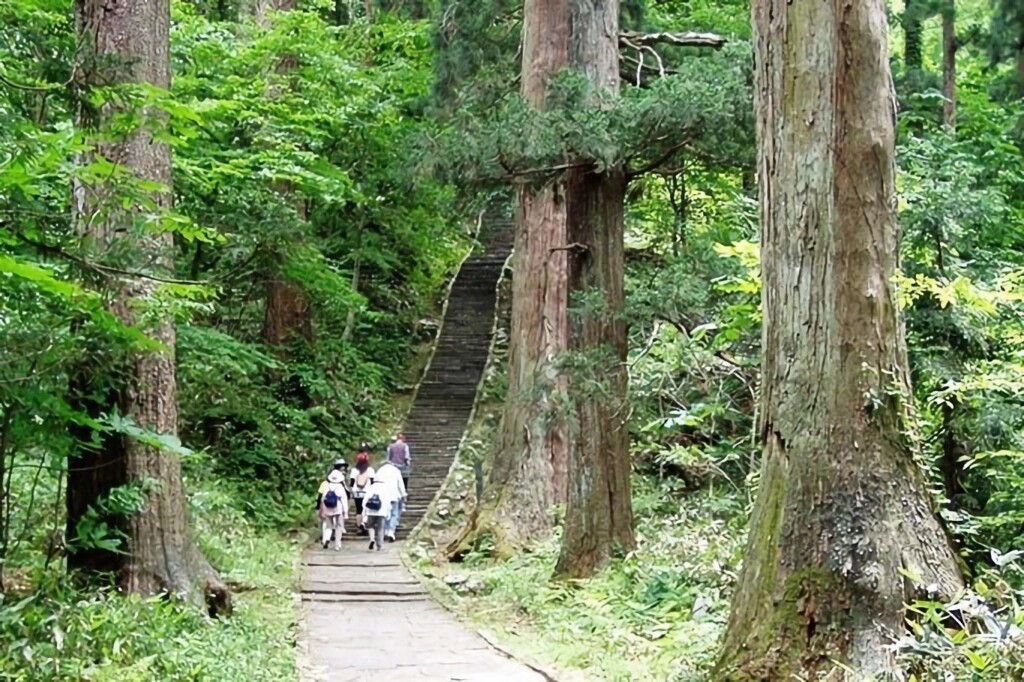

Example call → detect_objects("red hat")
356 452 369 464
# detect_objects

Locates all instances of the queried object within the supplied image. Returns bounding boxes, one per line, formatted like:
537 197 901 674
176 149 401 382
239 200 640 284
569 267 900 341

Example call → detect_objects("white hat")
327 469 345 484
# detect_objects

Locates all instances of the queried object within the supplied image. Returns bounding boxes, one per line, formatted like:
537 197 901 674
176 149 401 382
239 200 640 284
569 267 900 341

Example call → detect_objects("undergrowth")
417 478 747 682
0 476 300 682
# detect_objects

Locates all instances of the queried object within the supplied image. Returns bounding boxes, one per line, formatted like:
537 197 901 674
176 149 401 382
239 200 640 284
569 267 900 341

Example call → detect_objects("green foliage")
165 9 470 492
0 532 297 682
430 45 753 189
429 482 746 682
0 452 298 679
898 552 1024 680
2 0 468 676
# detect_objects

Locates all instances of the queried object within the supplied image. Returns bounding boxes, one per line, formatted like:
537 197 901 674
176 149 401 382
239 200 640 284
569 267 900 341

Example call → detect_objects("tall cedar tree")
256 0 316 350
716 0 962 677
68 0 229 614
555 0 635 578
455 0 571 555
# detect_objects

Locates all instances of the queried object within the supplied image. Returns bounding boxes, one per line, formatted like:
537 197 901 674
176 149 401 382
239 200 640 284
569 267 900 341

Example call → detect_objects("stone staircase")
394 215 513 539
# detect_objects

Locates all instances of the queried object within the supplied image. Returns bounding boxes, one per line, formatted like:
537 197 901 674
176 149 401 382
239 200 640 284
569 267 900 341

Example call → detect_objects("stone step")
374 220 512 540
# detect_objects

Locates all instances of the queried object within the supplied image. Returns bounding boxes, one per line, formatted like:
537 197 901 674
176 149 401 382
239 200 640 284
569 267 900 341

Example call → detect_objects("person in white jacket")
360 479 394 551
374 460 407 542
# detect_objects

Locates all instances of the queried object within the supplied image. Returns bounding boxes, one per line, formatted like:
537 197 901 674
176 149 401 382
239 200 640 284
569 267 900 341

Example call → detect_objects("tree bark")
942 1 957 130
716 1 962 678
452 0 570 557
555 0 634 579
68 0 229 614
263 270 315 345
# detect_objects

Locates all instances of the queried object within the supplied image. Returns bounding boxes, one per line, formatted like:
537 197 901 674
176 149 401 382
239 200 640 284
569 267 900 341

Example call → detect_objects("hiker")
349 450 375 534
375 458 407 542
386 433 411 491
326 458 350 543
332 458 351 492
360 477 393 551
316 468 349 550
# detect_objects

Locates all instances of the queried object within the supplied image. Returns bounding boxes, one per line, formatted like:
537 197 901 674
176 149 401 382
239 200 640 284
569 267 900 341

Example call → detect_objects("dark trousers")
354 498 367 533
366 515 386 549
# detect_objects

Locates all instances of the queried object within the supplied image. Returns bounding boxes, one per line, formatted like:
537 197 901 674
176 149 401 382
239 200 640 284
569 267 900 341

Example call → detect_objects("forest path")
299 545 546 681
298 215 530 680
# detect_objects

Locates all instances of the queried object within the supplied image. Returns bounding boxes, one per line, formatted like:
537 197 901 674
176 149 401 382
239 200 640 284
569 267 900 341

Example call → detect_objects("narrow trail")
299 545 546 681
299 217 543 680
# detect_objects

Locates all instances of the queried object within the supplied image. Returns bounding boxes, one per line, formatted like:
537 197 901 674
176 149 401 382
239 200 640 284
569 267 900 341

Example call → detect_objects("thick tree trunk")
68 0 229 614
263 268 314 346
453 0 570 556
942 1 957 130
555 0 634 578
716 1 962 678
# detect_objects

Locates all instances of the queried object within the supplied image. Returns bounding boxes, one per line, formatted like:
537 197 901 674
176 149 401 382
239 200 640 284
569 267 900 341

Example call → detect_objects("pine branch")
627 140 689 178
618 30 726 50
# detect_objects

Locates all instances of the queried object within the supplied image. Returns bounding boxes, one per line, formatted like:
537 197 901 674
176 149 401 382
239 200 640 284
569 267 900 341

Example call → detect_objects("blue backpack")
365 493 382 511
323 488 340 508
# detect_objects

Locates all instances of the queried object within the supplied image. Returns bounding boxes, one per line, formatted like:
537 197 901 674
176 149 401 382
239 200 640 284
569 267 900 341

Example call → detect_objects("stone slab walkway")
299 542 548 682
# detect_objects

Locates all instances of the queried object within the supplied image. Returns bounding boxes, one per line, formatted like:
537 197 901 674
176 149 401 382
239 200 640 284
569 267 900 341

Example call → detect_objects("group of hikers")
315 434 412 551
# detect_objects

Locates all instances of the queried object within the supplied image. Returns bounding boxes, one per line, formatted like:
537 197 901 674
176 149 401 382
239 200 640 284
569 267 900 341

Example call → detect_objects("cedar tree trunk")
68 0 229 614
254 0 315 350
452 0 570 556
716 1 962 678
555 0 635 578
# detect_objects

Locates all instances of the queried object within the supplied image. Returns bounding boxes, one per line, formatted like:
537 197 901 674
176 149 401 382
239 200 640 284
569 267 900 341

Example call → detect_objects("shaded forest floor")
409 486 746 681
404 389 749 682
0 478 302 680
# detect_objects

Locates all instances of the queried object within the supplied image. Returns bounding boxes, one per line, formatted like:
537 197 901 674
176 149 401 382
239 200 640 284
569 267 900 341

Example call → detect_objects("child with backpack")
360 477 393 551
349 451 375 535
316 468 349 550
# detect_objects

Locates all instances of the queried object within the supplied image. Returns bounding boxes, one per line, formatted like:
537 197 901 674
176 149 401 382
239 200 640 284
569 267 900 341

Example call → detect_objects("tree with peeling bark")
555 0 635 578
716 0 962 678
68 0 229 614
450 0 571 558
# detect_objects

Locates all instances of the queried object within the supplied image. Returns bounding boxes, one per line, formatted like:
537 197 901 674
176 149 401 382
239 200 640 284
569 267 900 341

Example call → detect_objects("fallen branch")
619 30 726 50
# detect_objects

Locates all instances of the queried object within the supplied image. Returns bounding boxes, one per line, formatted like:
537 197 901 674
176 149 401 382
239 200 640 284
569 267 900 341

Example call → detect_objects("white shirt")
361 480 395 518
349 466 375 498
374 462 407 501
